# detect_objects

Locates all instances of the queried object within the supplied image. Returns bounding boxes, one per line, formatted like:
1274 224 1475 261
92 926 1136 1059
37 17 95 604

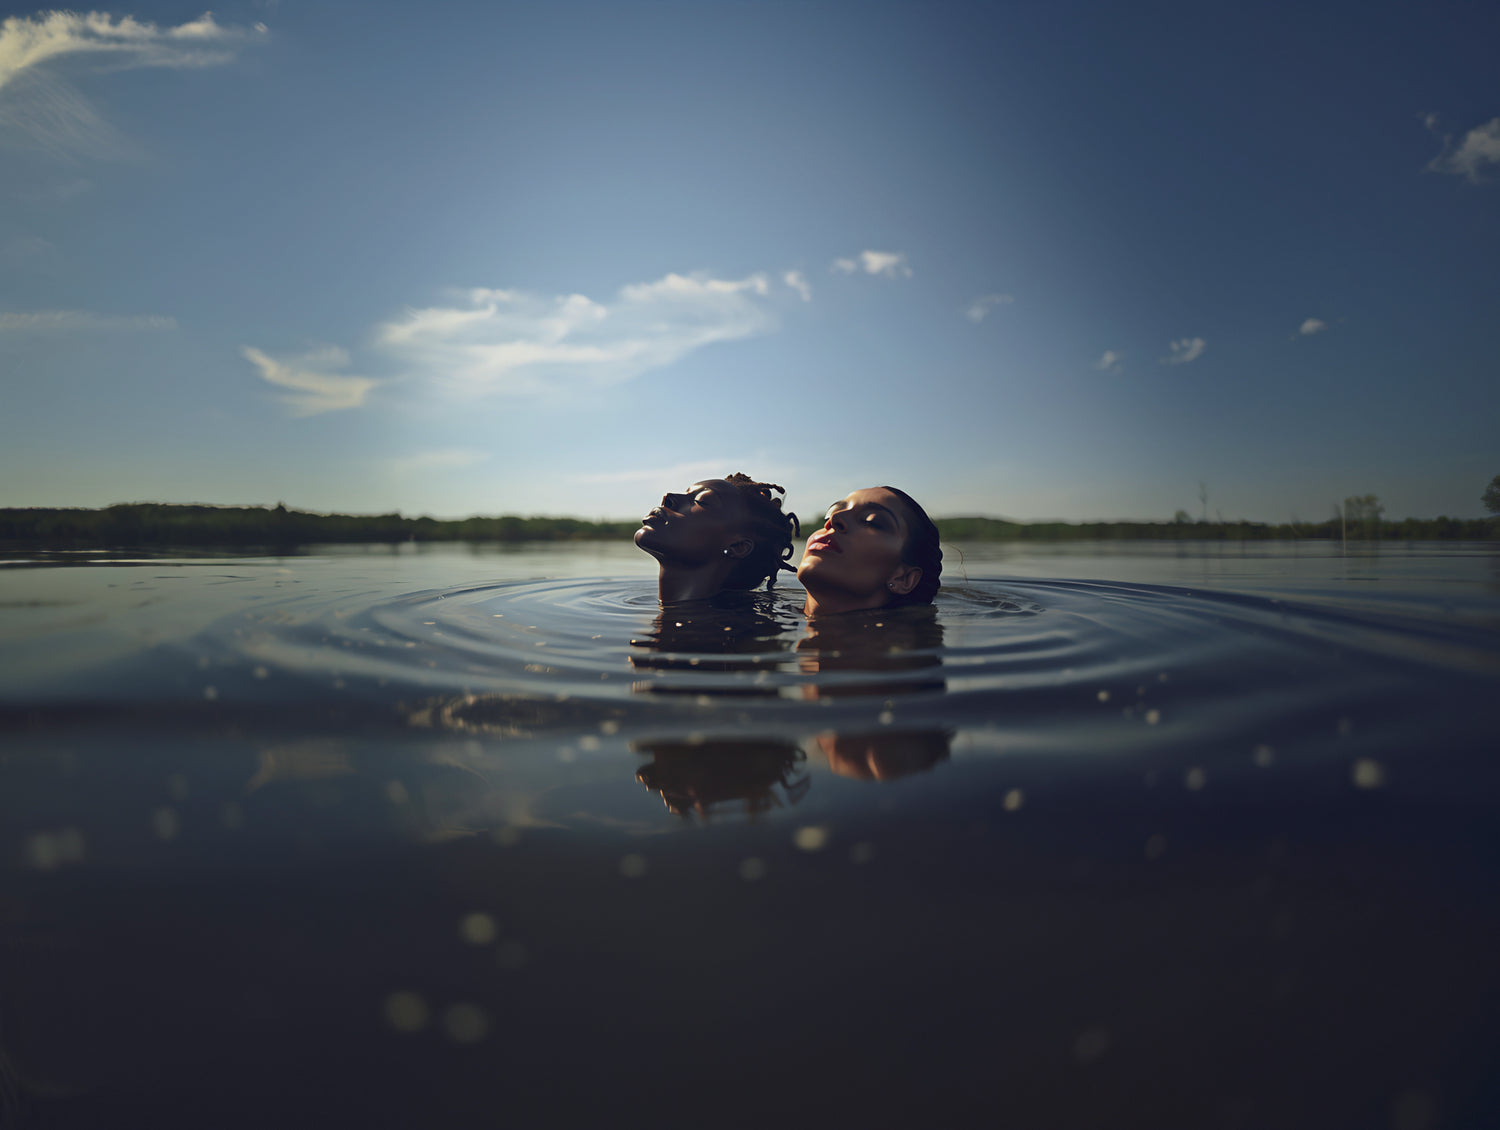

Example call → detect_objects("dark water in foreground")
2 541 1498 1128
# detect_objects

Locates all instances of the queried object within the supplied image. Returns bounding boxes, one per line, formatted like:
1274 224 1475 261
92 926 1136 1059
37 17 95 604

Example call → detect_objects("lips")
805 532 841 554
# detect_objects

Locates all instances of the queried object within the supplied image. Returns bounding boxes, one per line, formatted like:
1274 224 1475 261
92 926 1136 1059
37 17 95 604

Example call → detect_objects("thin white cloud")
831 250 912 279
387 449 490 476
242 345 381 417
1299 317 1326 336
783 269 811 302
1095 350 1121 372
1428 117 1500 182
964 293 1013 323
1163 337 1206 365
376 271 778 398
0 309 175 330
0 11 264 158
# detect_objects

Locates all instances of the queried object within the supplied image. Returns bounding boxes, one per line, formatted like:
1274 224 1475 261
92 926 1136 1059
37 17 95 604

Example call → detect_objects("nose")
662 493 679 509
825 514 844 533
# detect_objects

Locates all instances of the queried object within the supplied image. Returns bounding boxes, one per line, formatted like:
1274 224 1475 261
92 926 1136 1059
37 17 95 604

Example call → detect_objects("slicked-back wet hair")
722 472 800 591
881 486 942 607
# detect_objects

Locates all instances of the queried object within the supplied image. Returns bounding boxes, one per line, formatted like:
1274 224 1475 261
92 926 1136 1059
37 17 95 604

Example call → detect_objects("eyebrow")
828 499 901 524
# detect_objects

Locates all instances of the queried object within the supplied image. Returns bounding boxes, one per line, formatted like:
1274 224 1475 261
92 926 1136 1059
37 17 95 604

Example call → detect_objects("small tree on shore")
1484 475 1500 515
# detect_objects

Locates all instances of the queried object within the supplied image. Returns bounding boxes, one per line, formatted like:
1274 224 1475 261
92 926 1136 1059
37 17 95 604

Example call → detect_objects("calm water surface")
2 540 1497 1128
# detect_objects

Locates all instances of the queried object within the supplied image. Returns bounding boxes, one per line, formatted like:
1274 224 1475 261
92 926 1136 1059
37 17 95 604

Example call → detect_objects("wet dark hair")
880 486 942 607
722 472 800 591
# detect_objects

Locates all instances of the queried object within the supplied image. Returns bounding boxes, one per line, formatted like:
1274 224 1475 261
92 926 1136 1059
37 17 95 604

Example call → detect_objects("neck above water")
657 560 737 605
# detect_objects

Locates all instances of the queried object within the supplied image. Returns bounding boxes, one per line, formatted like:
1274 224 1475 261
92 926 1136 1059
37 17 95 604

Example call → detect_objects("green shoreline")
1 503 1493 549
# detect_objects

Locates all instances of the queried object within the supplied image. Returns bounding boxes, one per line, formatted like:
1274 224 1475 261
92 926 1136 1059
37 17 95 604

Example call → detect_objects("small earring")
723 548 731 556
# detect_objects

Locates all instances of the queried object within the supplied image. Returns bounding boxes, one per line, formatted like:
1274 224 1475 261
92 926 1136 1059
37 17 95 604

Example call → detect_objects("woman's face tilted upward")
797 487 922 614
635 480 753 566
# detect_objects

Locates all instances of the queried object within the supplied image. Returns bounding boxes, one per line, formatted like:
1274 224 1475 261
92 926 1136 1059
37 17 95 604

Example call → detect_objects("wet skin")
797 487 923 617
635 479 755 604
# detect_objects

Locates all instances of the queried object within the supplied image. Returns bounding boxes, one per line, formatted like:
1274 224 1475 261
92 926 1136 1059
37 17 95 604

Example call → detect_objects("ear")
887 564 922 596
725 537 754 560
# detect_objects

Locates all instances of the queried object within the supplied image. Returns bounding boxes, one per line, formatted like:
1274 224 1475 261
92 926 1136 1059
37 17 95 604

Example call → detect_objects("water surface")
2 540 1497 1128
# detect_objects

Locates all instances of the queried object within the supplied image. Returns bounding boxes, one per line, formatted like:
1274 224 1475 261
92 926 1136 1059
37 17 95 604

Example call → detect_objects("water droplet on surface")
1144 709 1161 725
252 665 269 680
202 686 218 701
793 826 829 852
384 991 428 1033
1003 789 1024 812
1352 759 1386 789
1096 689 1110 703
1184 767 1207 791
877 711 894 725
1073 1026 1111 1064
459 913 498 945
443 1003 489 1045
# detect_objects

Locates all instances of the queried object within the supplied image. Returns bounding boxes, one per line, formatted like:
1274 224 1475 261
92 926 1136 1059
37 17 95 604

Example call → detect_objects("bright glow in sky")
2 2 1497 523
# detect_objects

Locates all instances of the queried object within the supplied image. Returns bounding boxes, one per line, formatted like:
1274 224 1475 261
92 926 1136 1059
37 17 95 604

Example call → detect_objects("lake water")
2 540 1498 1128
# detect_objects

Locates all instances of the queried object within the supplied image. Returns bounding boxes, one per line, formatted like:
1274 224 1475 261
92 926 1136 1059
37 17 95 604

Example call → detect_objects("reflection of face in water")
796 605 946 698
629 591 799 679
633 737 809 819
815 729 951 781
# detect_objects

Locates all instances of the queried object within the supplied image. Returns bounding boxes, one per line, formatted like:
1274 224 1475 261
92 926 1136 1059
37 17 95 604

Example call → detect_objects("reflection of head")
633 737 809 818
798 486 942 616
796 606 945 697
630 592 798 677
816 729 951 781
634 474 799 595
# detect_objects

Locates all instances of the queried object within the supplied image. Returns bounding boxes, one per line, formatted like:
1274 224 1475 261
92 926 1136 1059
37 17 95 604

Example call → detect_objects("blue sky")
1 1 1496 523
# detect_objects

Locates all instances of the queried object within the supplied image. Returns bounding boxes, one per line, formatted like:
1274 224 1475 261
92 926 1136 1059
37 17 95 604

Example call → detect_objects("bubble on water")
1391 1089 1436 1130
738 857 768 881
1184 767 1207 791
1003 789 1024 812
600 720 621 735
459 912 498 945
252 665 269 680
384 991 429 1033
151 806 179 841
1096 690 1110 703
1352 759 1386 789
850 841 876 864
1157 671 1170 683
443 1002 489 1045
1073 1026 1111 1064
1144 709 1161 726
496 940 528 970
1144 834 1167 861
578 735 600 752
877 711 894 725
695 695 712 707
1253 744 1275 768
793 826 829 852
619 853 648 879
202 686 219 701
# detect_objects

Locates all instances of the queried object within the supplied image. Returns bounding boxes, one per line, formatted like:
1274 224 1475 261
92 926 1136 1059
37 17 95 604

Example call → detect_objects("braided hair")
721 472 800 591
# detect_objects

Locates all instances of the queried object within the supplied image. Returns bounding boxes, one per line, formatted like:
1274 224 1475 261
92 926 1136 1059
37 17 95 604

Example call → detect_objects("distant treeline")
0 504 638 548
938 515 1496 541
0 503 1492 549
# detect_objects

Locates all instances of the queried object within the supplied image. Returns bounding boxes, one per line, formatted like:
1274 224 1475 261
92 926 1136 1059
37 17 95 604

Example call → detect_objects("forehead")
687 479 733 495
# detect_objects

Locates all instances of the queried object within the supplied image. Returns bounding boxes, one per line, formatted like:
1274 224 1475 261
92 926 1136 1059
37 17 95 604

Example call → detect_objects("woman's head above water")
797 486 942 617
635 473 799 604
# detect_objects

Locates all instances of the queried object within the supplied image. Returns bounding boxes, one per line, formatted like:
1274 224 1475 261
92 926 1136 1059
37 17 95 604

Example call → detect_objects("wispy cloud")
376 271 779 398
964 293 1013 323
571 459 756 486
0 309 175 330
1299 317 1326 336
1163 337 1206 365
242 345 381 417
1095 349 1121 372
387 449 490 476
0 11 264 158
783 269 811 302
1428 117 1500 182
831 250 912 279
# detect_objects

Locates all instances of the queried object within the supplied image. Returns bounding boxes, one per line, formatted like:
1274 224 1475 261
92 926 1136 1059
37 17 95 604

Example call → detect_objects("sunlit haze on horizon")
1 2 1497 523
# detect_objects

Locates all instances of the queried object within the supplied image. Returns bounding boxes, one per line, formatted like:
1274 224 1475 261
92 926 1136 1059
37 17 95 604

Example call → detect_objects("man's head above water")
635 473 799 604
